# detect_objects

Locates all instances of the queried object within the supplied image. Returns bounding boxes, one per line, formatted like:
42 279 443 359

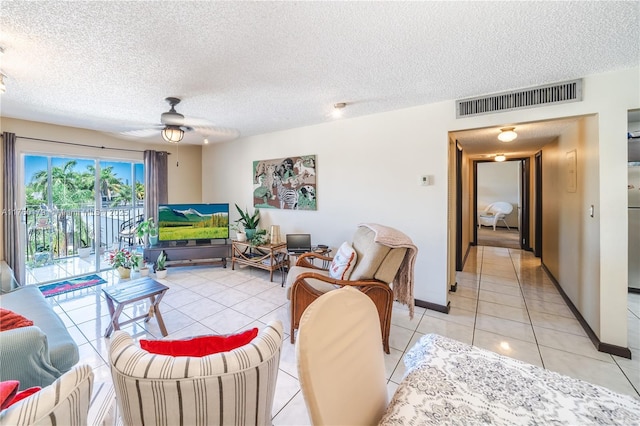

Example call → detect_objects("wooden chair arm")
295 252 333 270
292 271 384 288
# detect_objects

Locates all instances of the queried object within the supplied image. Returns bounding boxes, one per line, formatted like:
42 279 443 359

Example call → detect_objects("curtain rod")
15 135 170 154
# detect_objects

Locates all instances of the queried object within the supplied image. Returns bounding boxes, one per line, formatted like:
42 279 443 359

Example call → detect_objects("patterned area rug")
39 274 107 298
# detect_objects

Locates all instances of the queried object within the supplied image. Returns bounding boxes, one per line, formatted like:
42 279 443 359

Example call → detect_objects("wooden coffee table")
102 277 169 337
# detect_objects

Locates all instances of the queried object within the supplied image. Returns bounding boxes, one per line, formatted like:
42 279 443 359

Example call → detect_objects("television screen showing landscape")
158 203 229 241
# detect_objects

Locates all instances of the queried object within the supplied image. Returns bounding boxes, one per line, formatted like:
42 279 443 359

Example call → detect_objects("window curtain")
2 132 22 284
144 150 168 222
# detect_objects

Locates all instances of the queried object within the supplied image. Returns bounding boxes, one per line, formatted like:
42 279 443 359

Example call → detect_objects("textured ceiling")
0 1 638 147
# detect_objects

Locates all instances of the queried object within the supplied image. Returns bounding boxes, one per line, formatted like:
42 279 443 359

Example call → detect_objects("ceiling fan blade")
118 128 162 139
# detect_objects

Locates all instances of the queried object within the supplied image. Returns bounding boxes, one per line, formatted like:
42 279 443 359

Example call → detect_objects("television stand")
143 240 230 270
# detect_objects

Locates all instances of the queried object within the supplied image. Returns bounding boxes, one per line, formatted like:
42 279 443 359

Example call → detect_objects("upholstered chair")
0 364 94 426
296 287 388 425
286 223 417 354
108 320 283 426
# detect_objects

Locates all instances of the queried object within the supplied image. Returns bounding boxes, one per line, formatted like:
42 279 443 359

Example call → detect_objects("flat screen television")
158 203 229 241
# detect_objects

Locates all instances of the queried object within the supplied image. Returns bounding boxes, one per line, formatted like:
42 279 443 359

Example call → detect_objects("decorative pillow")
329 241 358 280
0 380 19 410
4 386 41 409
0 308 34 332
140 328 259 357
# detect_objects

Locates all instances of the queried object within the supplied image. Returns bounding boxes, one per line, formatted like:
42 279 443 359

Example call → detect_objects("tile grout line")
508 248 545 369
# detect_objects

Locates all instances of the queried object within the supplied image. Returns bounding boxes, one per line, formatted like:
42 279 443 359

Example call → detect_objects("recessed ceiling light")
203 138 209 144
495 154 506 162
498 127 517 142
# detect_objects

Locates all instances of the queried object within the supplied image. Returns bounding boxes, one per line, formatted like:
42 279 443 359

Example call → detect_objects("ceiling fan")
117 97 240 144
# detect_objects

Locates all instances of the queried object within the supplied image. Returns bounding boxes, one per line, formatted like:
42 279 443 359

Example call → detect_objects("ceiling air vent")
456 79 582 118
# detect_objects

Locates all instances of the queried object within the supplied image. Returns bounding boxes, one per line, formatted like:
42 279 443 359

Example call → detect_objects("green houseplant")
137 218 158 247
230 223 247 242
234 204 260 240
250 229 268 246
155 251 167 278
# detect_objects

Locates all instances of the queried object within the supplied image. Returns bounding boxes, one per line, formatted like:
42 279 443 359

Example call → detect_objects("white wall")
477 161 520 228
202 67 639 349
543 116 601 334
203 102 452 306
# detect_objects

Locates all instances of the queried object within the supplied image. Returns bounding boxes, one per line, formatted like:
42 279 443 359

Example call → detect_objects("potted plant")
155 251 168 279
108 248 134 279
250 229 269 246
148 222 159 246
78 238 91 258
230 223 247 242
234 204 260 240
136 218 158 247
139 262 150 277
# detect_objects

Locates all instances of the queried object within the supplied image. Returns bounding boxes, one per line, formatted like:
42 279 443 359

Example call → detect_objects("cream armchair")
108 321 283 426
286 224 417 354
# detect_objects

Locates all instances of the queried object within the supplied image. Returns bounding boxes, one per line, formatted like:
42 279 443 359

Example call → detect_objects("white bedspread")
380 334 640 425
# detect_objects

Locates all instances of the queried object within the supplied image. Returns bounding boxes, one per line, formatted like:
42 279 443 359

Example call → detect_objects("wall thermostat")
420 175 434 186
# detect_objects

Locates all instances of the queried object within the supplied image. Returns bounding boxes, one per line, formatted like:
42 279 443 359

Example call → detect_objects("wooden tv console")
143 240 230 269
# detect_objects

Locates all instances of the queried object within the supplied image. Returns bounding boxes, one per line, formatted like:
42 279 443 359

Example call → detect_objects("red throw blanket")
358 223 418 319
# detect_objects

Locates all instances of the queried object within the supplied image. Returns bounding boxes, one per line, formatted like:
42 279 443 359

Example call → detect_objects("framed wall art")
253 154 316 210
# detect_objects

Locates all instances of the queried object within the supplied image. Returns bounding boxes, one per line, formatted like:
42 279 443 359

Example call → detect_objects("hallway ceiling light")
498 127 517 142
494 154 506 162
331 102 347 118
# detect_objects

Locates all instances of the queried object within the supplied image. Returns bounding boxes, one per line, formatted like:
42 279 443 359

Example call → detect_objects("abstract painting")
253 155 316 210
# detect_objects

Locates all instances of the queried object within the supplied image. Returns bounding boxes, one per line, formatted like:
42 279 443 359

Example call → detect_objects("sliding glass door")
23 155 144 285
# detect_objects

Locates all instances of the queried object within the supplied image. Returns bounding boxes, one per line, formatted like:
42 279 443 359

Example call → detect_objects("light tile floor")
38 245 639 424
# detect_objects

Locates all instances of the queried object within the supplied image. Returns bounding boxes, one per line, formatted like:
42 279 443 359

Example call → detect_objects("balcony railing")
24 205 143 267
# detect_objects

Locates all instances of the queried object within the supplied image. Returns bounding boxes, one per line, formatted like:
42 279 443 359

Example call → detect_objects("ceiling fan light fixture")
498 127 517 142
162 125 184 143
494 154 506 162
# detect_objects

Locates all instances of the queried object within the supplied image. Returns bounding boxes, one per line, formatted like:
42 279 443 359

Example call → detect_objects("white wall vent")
456 79 582 118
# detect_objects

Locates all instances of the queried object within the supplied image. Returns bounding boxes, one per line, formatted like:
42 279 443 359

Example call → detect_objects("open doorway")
475 160 521 249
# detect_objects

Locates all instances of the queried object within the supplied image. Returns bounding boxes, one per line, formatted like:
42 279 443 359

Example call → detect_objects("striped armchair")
0 364 93 425
108 321 283 426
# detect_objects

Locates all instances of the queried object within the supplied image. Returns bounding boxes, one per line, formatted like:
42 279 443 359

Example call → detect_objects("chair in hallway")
478 202 513 231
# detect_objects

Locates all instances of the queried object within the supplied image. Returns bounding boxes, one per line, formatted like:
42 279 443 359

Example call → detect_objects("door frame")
472 157 532 250
455 143 463 270
534 151 543 257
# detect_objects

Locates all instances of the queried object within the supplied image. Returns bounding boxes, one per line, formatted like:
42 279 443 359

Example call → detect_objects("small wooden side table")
102 277 169 337
231 240 288 283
